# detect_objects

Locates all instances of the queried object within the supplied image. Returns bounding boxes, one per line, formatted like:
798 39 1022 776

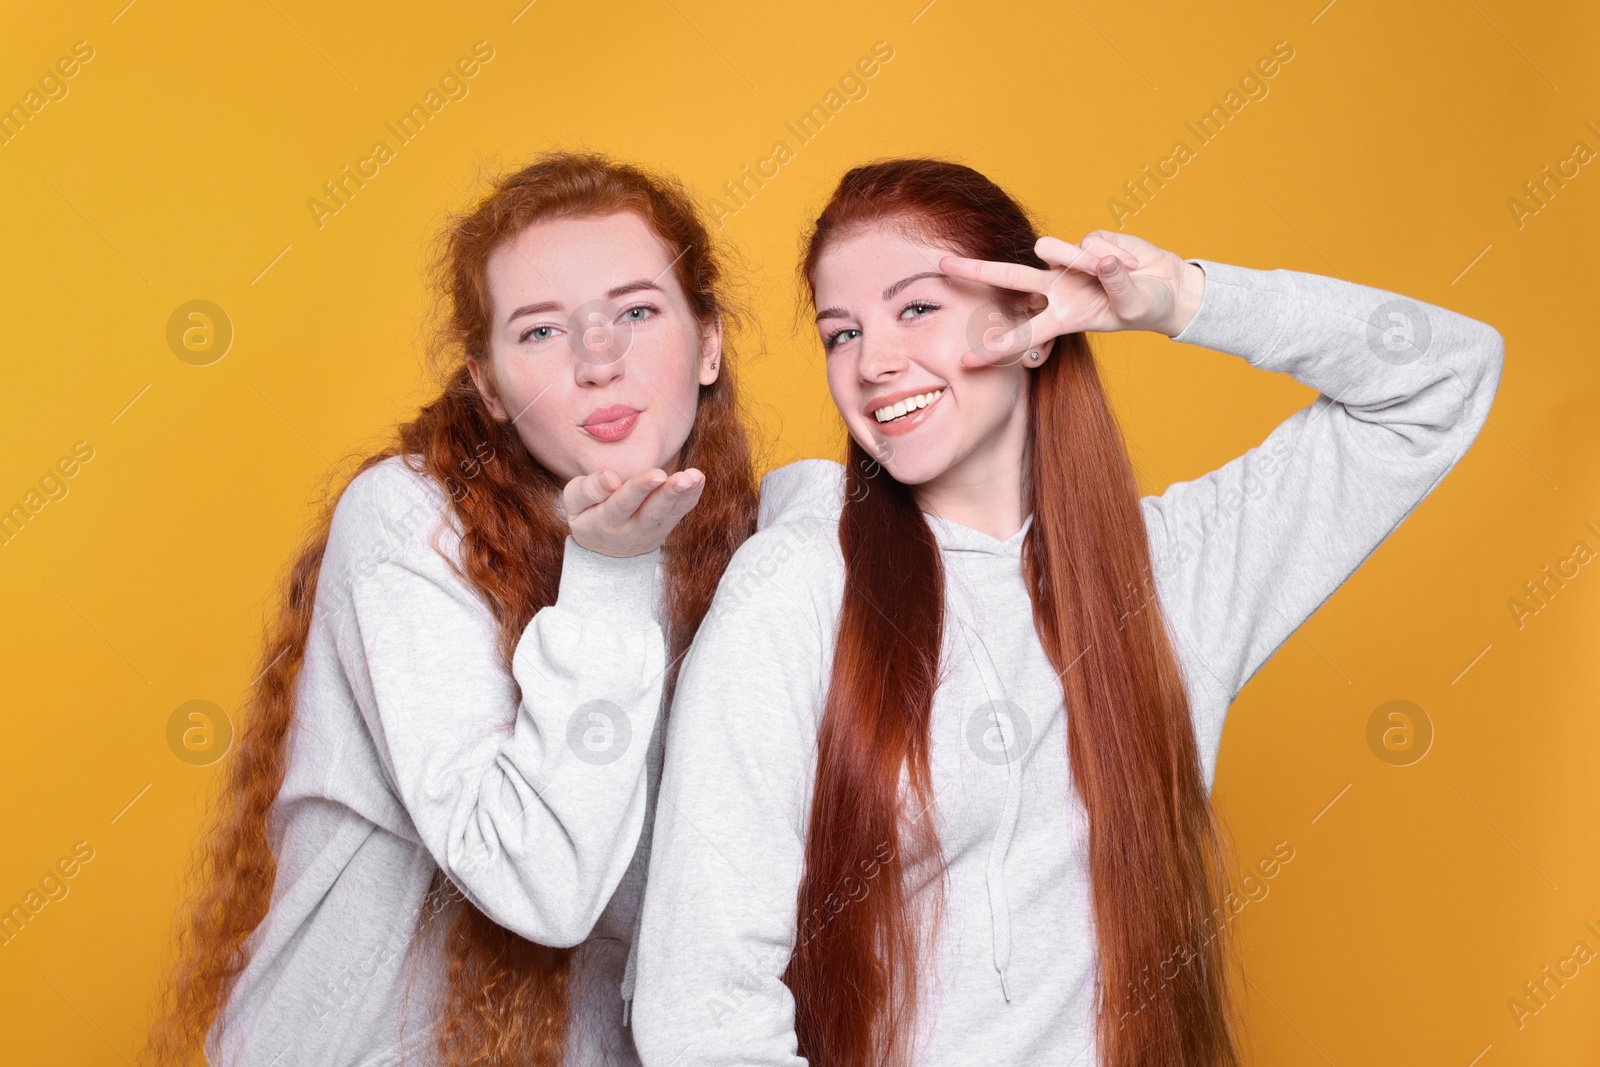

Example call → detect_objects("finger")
1079 229 1159 268
1078 234 1141 274
1090 253 1142 311
563 468 621 516
595 468 668 524
631 468 706 530
1042 234 1136 272
939 255 1057 295
962 312 1051 367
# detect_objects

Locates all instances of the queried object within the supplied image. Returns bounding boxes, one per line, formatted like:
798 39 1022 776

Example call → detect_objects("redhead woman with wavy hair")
142 152 759 1066
632 158 1503 1067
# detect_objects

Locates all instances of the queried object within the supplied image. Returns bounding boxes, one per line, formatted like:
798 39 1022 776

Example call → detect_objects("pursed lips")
580 403 643 442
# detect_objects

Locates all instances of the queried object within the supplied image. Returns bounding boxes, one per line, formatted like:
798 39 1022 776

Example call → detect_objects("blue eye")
823 327 861 352
521 324 559 343
621 304 656 322
901 301 939 319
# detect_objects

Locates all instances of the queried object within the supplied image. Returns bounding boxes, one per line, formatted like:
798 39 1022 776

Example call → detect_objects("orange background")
1 1 1596 1062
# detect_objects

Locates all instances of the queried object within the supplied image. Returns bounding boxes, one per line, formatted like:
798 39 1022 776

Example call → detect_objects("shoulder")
709 460 845 624
757 458 846 530
337 454 450 524
324 454 458 583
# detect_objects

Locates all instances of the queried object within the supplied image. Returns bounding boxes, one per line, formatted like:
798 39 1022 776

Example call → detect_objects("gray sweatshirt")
629 258 1504 1066
207 453 670 1066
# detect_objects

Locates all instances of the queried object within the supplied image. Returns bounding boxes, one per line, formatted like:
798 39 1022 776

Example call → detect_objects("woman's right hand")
939 231 1205 364
562 466 706 557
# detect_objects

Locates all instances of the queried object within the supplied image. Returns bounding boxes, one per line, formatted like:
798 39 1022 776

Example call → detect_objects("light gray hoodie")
629 258 1504 1066
206 453 670 1066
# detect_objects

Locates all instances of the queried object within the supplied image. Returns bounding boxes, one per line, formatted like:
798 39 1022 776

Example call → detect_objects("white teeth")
873 389 944 423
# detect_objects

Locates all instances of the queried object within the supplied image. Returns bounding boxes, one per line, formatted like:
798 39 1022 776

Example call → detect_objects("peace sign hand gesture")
940 231 1207 367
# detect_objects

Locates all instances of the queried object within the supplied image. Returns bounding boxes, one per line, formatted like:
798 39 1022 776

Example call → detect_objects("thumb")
564 468 619 517
1095 254 1139 307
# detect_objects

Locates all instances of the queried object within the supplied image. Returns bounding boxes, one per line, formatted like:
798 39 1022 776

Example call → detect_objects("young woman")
631 159 1504 1067
143 153 759 1067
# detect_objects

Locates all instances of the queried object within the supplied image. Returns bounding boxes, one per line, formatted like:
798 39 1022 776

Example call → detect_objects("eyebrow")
505 300 560 325
882 271 946 300
607 279 665 299
505 280 666 325
815 271 949 323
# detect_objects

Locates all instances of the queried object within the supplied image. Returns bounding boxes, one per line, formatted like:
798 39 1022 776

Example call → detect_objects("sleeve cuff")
1168 257 1294 367
555 536 662 624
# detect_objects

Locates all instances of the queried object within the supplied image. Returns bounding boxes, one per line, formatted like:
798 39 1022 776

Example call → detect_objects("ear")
1026 336 1060 368
466 356 509 421
697 313 724 387
1010 298 1055 366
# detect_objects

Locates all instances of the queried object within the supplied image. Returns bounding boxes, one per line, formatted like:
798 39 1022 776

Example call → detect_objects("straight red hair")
789 159 1244 1067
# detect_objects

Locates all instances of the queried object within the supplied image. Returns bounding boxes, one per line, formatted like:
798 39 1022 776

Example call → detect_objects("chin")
870 447 946 488
581 440 672 481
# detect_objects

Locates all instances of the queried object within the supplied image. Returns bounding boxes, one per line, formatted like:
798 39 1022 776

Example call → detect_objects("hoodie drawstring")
620 904 642 1026
983 700 1023 1002
952 592 1029 1006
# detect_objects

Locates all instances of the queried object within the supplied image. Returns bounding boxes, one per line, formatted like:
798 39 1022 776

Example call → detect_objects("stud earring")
1027 350 1040 361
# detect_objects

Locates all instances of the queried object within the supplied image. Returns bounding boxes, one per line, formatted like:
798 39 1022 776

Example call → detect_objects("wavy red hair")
143 151 760 1066
789 159 1244 1067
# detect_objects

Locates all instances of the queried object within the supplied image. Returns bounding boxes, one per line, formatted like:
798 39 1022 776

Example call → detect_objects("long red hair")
143 151 760 1066
787 159 1243 1067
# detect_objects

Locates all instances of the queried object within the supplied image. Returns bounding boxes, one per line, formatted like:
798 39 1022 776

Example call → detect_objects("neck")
910 403 1030 540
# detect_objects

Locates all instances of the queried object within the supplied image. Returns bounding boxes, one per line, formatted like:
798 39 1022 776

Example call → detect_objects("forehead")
812 224 955 296
486 210 679 302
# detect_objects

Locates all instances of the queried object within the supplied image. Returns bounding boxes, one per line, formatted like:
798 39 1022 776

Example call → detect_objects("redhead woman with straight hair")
143 152 759 1067
632 158 1503 1067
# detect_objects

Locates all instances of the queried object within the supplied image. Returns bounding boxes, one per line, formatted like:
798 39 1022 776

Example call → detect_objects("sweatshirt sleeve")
631 521 830 1067
323 462 667 947
1143 258 1505 717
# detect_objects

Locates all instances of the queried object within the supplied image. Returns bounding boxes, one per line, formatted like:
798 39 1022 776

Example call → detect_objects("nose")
855 332 907 384
572 313 627 386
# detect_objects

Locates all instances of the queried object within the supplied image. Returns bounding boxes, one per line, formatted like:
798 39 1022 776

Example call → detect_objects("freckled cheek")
495 354 559 399
514 406 570 451
633 334 698 391
824 366 857 420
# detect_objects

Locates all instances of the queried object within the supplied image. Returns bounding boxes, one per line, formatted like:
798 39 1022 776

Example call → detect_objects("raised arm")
1141 257 1504 731
323 460 667 947
632 519 833 1067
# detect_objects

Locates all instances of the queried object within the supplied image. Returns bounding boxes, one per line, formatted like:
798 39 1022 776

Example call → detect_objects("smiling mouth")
873 389 945 424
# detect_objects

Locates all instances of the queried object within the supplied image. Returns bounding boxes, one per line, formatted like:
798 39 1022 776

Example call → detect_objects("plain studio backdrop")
0 1 1595 1063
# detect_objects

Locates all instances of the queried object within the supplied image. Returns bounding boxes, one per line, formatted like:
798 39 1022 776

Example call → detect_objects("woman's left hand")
939 230 1206 366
